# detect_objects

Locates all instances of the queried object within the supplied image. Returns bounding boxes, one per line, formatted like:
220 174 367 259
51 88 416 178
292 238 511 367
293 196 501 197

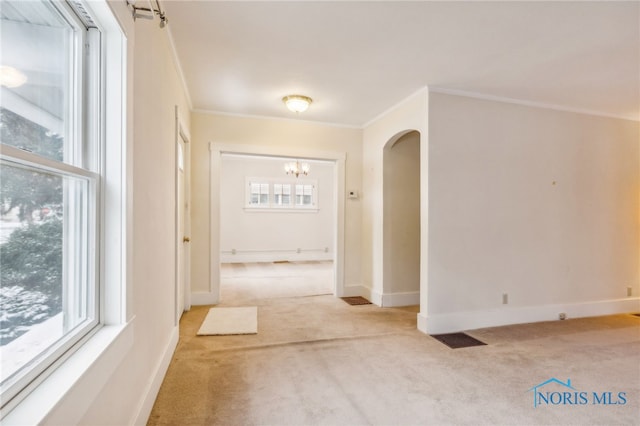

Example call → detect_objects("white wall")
220 155 334 262
191 113 363 302
426 91 640 333
74 2 191 424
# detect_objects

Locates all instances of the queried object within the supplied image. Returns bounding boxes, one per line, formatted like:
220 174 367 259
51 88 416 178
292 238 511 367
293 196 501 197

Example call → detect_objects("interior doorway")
217 152 338 302
382 130 421 306
209 143 347 304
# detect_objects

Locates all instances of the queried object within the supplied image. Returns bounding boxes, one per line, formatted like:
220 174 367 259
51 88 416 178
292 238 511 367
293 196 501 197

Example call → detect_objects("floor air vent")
430 332 487 349
341 296 372 305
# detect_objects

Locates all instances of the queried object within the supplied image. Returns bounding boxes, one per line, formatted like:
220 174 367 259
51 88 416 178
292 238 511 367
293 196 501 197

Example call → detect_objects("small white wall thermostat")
348 190 359 199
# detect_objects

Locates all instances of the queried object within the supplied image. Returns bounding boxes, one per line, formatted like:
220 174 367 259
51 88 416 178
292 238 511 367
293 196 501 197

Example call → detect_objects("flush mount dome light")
0 66 27 88
282 95 312 113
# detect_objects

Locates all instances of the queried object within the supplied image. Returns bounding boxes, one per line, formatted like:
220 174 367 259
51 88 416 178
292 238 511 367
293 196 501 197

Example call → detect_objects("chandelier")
284 160 310 177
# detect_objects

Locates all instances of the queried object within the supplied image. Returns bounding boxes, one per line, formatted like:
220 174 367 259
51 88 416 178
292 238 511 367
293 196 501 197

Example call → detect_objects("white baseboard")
220 252 333 263
417 312 428 334
368 289 382 306
366 289 419 307
421 297 640 335
131 326 179 425
341 284 368 298
190 291 218 306
382 291 420 307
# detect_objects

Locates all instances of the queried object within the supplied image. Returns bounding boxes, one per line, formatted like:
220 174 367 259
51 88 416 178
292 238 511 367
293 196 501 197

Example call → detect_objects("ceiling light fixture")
285 160 310 178
0 66 27 88
283 95 312 113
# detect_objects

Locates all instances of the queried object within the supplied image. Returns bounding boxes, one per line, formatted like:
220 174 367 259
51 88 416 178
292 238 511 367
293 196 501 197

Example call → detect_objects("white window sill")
1 318 135 425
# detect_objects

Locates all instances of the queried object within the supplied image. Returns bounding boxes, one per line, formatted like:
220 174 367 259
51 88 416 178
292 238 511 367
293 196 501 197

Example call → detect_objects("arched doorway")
382 130 421 306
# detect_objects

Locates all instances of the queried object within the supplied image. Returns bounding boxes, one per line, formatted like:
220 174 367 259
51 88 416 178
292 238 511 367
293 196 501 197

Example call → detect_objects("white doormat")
197 307 258 335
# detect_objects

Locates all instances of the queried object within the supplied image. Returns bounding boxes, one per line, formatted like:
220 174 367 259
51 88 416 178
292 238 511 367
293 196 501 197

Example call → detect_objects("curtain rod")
125 0 168 28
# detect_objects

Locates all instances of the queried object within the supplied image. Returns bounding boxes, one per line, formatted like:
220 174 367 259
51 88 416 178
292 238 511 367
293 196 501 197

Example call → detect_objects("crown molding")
429 87 639 122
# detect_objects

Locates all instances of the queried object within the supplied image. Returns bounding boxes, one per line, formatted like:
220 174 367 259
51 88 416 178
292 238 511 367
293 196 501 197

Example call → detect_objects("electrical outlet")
502 293 508 304
559 312 567 320
627 286 633 297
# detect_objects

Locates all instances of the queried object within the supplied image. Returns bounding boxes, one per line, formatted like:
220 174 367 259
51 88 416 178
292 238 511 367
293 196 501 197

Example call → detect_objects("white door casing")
175 107 191 324
208 143 346 304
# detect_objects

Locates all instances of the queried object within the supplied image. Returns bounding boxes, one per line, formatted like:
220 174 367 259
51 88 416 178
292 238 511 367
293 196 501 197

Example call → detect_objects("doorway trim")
174 106 191 325
208 142 346 303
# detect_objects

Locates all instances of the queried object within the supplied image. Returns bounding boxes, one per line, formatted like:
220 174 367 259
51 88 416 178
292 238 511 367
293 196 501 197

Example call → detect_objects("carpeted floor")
219 261 333 302
148 263 640 425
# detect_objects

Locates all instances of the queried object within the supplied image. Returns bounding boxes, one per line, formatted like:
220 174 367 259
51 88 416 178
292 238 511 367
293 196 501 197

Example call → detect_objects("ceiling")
161 1 640 127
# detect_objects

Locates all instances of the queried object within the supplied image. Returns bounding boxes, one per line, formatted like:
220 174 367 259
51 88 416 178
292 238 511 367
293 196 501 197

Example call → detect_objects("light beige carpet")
151 298 639 426
196 306 257 335
219 261 333 302
149 262 639 425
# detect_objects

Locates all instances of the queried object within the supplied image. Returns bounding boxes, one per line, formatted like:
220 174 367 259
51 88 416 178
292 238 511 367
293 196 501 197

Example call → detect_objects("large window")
0 0 101 408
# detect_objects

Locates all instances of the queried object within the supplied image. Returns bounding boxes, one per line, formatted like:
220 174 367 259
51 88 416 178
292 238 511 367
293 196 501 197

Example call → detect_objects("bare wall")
76 2 191 423
427 92 639 331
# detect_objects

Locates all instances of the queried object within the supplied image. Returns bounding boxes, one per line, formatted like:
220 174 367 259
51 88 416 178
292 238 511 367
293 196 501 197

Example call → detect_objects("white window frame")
244 177 318 212
272 182 292 207
294 182 315 207
247 180 270 207
0 0 130 421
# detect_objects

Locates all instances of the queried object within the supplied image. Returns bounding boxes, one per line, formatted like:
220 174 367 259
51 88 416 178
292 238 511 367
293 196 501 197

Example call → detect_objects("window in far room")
273 183 291 206
295 184 314 207
245 178 318 211
248 181 270 206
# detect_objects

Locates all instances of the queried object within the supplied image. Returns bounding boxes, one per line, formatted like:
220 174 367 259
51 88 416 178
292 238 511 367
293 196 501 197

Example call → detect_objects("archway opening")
382 130 421 306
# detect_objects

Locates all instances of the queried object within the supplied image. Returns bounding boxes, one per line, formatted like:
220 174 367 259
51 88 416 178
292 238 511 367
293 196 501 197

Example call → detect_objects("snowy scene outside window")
1 0 100 406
